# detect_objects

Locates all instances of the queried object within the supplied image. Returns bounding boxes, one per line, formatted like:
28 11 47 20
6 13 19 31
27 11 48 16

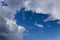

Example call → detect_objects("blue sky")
15 8 60 40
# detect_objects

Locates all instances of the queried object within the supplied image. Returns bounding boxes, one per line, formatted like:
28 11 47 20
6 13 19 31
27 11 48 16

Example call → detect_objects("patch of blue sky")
15 8 60 40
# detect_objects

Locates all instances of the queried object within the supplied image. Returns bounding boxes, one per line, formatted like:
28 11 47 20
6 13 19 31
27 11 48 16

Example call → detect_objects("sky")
0 0 60 40
15 8 60 40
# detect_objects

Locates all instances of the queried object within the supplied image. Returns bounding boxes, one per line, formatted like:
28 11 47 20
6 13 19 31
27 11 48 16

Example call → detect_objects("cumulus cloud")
0 0 25 40
24 0 60 20
1 0 60 39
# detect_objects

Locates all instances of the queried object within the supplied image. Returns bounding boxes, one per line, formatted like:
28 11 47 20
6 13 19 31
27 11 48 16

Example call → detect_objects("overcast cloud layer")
24 0 60 20
0 0 25 40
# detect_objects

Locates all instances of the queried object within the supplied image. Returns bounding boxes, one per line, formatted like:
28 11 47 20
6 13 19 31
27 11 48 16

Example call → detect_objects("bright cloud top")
0 0 25 40
24 0 60 20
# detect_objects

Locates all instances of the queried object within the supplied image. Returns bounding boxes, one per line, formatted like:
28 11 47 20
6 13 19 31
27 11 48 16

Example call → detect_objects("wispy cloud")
34 22 44 28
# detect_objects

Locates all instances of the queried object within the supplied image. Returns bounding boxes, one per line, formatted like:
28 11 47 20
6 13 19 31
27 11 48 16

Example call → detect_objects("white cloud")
24 0 53 13
34 23 44 28
24 0 60 21
0 0 4 1
0 0 25 40
57 21 60 24
5 0 25 11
